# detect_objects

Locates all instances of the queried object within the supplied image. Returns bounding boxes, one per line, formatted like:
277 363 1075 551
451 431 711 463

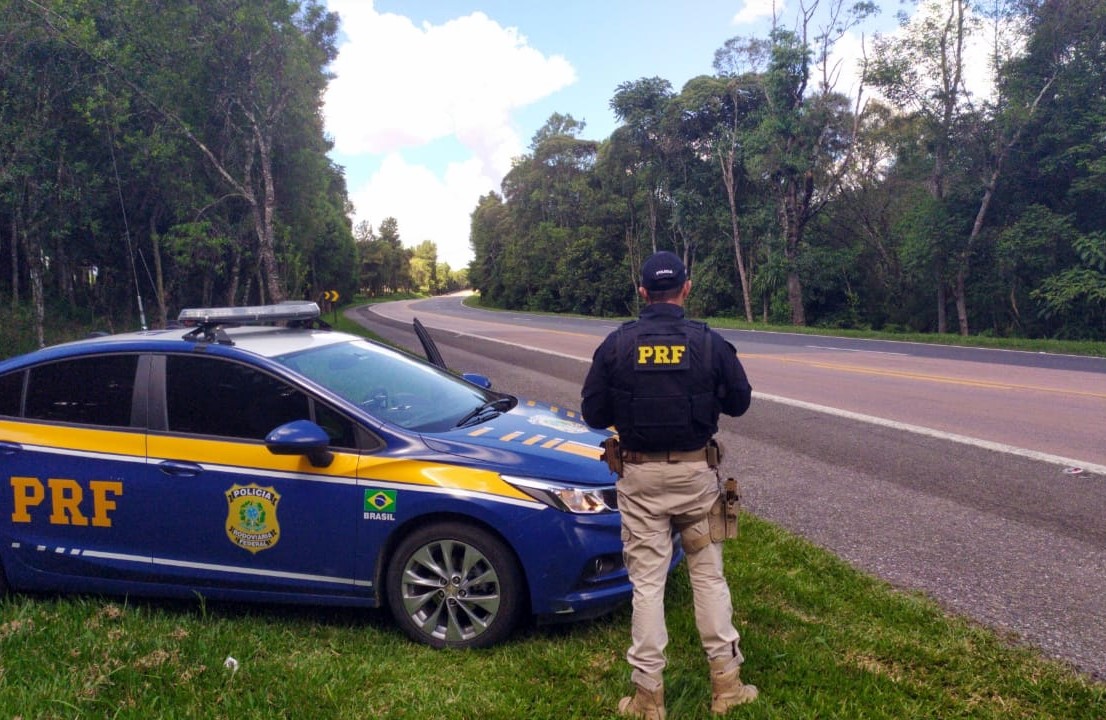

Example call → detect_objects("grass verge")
1 516 1101 719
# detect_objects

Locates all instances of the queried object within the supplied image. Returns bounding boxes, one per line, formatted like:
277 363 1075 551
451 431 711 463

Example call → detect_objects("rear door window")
0 371 24 417
24 355 138 427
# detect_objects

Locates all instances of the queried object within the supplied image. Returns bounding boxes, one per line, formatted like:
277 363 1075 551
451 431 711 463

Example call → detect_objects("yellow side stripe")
2 420 534 504
0 420 144 457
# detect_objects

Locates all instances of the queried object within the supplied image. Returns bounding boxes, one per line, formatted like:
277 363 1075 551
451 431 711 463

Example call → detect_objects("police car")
0 302 670 648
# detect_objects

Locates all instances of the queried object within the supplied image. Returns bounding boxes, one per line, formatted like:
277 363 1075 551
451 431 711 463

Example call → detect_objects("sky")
320 1 986 270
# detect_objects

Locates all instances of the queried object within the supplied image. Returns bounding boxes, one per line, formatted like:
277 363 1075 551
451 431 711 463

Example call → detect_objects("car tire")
386 522 525 649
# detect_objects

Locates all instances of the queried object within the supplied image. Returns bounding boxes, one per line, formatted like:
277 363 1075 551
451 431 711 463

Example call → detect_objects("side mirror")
265 419 334 468
461 373 492 389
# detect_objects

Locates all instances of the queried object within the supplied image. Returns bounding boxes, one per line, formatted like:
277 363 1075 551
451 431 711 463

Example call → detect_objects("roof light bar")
178 301 321 325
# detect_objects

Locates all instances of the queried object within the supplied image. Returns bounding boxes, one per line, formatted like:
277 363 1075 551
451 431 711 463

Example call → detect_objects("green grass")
1 516 1101 719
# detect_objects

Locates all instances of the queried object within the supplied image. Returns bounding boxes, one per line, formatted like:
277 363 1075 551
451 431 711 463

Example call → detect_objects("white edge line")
805 344 909 356
422 325 594 363
756 391 1106 477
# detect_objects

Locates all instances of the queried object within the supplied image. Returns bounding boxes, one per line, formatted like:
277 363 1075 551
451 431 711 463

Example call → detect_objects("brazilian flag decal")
364 489 397 514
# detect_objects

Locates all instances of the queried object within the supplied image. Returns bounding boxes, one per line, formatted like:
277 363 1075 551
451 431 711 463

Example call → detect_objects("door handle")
158 460 204 477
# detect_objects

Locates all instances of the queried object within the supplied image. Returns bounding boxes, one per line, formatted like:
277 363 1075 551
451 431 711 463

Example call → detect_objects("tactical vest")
610 316 718 451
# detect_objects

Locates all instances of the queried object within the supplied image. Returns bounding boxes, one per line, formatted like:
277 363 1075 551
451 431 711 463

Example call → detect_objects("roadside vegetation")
1 516 1102 718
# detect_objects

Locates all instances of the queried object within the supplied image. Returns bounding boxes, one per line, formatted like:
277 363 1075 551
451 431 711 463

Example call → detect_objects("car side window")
313 401 359 449
165 355 310 441
0 371 24 417
24 355 138 427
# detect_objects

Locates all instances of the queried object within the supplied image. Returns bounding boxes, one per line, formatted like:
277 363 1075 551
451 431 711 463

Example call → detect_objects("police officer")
581 250 756 719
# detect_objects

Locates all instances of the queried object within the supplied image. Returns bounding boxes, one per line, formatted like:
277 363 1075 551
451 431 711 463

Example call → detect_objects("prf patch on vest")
635 334 690 371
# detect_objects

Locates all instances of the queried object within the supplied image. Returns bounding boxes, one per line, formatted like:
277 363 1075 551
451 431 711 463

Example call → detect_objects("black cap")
640 251 686 292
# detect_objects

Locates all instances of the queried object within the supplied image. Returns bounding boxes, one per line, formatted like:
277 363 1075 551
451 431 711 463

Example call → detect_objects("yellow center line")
743 354 1106 400
487 327 598 340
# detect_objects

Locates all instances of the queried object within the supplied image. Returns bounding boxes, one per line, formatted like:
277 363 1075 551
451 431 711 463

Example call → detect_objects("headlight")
503 476 617 514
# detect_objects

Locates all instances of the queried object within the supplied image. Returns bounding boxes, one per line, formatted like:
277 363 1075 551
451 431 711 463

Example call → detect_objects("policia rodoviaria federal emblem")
225 484 281 553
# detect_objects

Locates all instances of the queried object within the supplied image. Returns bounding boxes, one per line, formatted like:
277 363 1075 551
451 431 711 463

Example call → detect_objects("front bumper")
506 509 684 622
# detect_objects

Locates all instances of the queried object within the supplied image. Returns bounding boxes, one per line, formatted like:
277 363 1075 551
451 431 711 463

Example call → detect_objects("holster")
677 475 740 553
706 438 723 467
707 476 740 542
600 436 623 476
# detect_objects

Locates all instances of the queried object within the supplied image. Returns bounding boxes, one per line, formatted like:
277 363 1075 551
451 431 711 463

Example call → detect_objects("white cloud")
870 2 1004 105
732 0 781 26
348 154 494 269
324 2 577 269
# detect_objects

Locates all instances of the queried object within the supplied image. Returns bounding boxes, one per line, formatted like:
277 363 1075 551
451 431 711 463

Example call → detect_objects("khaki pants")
618 459 743 688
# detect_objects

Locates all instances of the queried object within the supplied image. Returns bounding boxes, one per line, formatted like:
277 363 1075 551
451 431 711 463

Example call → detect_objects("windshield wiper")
455 396 515 428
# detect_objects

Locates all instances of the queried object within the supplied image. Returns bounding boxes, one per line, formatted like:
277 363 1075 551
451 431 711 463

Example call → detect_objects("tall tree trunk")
625 228 643 314
787 271 806 326
18 221 45 348
783 198 807 326
254 129 284 304
954 268 969 336
226 243 242 306
953 77 1055 336
149 212 167 327
647 186 659 254
8 215 18 309
935 260 948 334
720 151 753 322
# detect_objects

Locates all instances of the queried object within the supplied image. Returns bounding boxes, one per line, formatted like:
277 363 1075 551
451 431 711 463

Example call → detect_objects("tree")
411 240 439 294
747 0 875 325
375 217 412 293
610 78 676 263
869 0 1063 335
468 192 510 302
32 0 341 304
992 0 1106 337
494 115 603 310
1 0 102 343
676 72 766 322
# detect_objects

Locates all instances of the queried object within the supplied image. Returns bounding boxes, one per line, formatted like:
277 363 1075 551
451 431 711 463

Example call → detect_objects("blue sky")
321 2 910 268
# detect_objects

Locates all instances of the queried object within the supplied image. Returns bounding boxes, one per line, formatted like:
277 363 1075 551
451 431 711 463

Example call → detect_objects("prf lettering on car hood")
9 477 123 527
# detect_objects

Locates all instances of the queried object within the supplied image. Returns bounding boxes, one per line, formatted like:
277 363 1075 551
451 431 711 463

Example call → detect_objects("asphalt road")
348 300 1106 681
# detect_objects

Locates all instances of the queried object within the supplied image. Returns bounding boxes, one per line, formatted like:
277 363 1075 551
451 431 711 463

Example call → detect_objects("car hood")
420 399 617 485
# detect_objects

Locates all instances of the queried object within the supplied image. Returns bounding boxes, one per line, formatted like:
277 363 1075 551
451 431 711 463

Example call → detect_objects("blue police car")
0 302 669 648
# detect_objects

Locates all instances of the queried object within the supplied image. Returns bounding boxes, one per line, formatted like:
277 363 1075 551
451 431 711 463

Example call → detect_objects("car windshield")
273 339 502 432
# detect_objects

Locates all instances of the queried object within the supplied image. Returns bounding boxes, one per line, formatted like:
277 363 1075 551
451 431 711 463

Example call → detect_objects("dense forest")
470 0 1106 340
0 0 463 348
3 0 1104 348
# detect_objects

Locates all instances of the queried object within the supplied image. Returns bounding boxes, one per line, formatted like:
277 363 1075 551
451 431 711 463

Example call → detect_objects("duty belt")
622 447 709 464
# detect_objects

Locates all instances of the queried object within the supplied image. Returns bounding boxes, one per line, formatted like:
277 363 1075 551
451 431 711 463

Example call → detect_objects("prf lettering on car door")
9 477 123 527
